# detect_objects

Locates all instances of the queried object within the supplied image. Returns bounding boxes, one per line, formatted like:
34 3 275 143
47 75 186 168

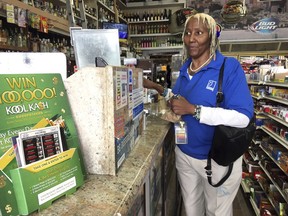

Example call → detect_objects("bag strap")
205 57 233 187
216 58 226 106
206 155 233 187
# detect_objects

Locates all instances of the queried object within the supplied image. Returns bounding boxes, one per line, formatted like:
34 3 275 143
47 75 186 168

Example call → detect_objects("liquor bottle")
153 10 157 21
160 10 164 20
0 20 3 46
143 12 147 21
22 28 27 47
8 28 15 47
163 9 167 20
157 10 160 21
17 28 23 47
136 12 140 22
168 9 172 23
149 11 153 21
146 11 150 21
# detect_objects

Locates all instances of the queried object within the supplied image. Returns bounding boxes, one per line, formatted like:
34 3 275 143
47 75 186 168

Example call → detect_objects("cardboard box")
0 73 85 216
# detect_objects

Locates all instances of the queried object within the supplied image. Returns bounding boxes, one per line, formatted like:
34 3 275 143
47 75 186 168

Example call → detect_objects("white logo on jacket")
206 80 217 91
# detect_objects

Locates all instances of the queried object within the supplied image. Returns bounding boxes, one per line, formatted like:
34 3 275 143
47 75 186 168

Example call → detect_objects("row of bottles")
123 9 172 22
30 36 74 59
130 24 169 35
133 37 183 48
0 20 28 48
85 4 97 17
98 8 115 23
98 0 114 11
0 19 74 58
19 0 67 20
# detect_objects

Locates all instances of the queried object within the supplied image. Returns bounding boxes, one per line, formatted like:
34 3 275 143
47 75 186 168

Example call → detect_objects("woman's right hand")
170 95 196 116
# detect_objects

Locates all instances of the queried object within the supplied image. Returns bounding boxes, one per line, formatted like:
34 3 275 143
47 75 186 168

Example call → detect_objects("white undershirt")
200 106 250 128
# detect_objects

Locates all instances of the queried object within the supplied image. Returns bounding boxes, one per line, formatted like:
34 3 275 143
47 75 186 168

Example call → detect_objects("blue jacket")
172 50 254 159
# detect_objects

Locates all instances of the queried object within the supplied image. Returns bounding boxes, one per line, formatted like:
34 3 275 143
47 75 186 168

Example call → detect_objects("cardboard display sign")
0 73 85 216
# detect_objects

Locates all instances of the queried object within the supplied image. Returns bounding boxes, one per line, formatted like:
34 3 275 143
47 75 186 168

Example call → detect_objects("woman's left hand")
170 96 196 115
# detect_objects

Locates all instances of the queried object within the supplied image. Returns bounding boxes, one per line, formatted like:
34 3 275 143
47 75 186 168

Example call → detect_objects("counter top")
31 117 172 216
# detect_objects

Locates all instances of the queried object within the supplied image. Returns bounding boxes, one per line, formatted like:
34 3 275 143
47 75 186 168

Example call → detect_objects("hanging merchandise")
168 8 197 34
6 4 15 24
40 16 49 33
17 8 27 28
220 0 247 24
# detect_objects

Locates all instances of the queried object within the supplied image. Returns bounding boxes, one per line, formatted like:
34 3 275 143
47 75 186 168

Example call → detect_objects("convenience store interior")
1 0 288 215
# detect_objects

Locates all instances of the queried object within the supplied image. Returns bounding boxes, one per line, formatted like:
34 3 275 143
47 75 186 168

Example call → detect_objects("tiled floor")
233 188 255 216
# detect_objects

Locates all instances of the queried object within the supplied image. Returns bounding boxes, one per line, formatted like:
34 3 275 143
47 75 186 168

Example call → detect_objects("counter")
31 117 173 216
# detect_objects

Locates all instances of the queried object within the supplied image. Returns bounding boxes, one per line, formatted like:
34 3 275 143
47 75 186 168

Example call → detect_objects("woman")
170 13 254 215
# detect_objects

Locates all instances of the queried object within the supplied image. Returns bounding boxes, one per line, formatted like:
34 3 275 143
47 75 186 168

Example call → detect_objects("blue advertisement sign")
249 17 279 34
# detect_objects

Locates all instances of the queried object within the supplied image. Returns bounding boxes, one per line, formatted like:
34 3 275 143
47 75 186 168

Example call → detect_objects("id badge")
174 121 187 144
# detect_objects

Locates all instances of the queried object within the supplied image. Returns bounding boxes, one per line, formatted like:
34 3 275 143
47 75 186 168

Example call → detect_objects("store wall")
186 0 288 41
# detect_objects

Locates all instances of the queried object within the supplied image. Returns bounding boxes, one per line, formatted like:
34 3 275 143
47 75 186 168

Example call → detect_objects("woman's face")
183 17 211 59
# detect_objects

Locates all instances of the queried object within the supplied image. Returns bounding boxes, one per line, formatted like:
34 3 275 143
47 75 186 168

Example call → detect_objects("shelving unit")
2 0 69 36
123 0 185 57
0 0 75 77
244 80 288 215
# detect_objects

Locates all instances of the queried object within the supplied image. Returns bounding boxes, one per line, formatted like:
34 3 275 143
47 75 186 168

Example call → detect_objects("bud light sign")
249 17 279 34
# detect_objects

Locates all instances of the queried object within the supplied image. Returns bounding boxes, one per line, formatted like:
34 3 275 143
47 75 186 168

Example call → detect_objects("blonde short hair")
182 13 220 59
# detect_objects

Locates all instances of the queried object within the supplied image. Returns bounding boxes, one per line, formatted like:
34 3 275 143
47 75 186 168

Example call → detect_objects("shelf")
262 112 288 128
248 80 262 85
86 13 98 21
257 180 280 215
249 196 260 216
129 19 170 24
116 0 127 9
118 16 127 23
264 81 288 88
259 145 288 177
126 1 185 8
260 126 288 150
263 96 288 106
259 162 288 204
97 1 115 14
248 150 258 161
130 33 176 37
241 179 251 193
0 44 29 52
1 0 69 35
248 81 288 88
249 59 288 215
138 46 183 51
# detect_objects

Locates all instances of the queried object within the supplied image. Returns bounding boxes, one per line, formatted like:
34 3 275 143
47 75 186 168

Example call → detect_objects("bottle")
22 29 27 47
17 28 23 47
143 12 147 21
136 12 140 22
153 10 157 21
160 10 164 20
149 11 153 21
163 9 167 20
9 28 15 47
0 20 3 45
168 9 172 23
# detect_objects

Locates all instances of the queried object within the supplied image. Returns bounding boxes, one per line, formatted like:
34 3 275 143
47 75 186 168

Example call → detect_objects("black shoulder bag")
205 58 256 187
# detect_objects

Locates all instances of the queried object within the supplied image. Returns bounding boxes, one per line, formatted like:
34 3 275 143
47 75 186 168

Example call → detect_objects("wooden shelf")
125 0 185 8
0 44 29 52
1 0 69 35
130 33 177 38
